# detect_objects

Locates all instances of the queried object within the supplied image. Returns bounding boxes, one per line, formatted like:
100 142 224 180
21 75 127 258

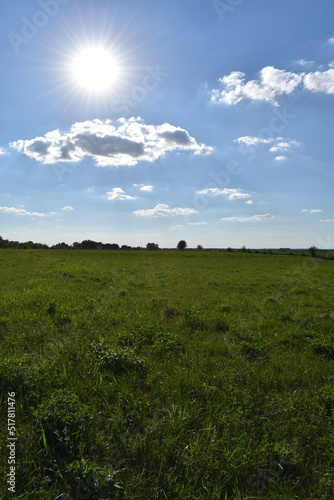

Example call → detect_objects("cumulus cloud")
10 117 212 167
245 200 254 204
275 156 288 161
0 147 7 155
211 66 334 106
269 142 290 152
0 206 46 216
221 214 274 222
106 188 136 200
61 206 74 210
301 209 323 213
327 37 334 45
303 70 334 94
188 221 208 225
139 185 154 192
134 203 198 217
196 187 251 200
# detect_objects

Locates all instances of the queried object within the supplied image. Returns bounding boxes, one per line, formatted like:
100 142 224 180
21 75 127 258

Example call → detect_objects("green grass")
0 249 333 499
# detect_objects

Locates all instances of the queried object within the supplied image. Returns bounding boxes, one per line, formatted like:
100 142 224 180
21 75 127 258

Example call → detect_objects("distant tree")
146 242 159 251
103 243 119 250
51 242 69 250
309 246 318 258
177 240 187 250
226 247 233 252
121 245 133 250
72 242 83 250
197 244 203 250
81 239 99 250
239 245 248 253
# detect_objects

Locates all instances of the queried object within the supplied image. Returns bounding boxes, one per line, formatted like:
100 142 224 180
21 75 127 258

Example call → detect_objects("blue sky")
1 0 333 248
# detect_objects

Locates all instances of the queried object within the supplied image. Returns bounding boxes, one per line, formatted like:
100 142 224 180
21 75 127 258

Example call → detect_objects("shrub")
34 390 93 458
65 459 123 499
117 324 184 355
90 339 145 374
184 306 206 331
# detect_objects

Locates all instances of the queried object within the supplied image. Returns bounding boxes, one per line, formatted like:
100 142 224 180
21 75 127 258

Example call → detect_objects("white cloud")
134 203 198 217
295 59 315 67
221 214 274 222
303 69 334 94
61 206 74 211
196 187 251 200
211 66 334 105
327 37 334 44
245 200 253 204
275 156 288 161
234 136 275 146
0 147 7 155
188 221 208 225
0 206 45 217
269 142 290 152
106 188 136 200
235 135 300 161
139 185 154 192
84 186 95 192
10 117 213 167
301 209 323 213
320 219 334 222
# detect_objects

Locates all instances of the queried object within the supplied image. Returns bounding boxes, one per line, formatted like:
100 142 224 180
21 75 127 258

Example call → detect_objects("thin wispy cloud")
196 188 251 201
11 117 213 167
235 136 300 161
295 59 315 67
301 209 323 213
1 206 46 217
221 214 274 222
106 188 136 200
61 206 74 211
211 66 334 106
134 204 198 217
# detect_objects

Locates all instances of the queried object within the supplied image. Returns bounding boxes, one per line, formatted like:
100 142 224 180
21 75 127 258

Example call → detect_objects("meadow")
0 249 333 499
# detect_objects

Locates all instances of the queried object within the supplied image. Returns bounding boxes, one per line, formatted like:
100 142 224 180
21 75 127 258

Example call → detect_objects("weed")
34 389 93 459
90 339 145 374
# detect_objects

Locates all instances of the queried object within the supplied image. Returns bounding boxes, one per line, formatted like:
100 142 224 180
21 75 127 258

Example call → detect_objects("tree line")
0 236 189 251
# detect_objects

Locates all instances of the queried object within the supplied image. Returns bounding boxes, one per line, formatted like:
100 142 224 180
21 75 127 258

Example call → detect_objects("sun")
70 46 121 93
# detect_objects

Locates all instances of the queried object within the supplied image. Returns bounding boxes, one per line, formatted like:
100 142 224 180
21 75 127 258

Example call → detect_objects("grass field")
0 249 333 499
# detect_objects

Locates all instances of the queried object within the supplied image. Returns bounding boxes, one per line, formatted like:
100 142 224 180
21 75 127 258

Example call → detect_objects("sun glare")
70 46 121 93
